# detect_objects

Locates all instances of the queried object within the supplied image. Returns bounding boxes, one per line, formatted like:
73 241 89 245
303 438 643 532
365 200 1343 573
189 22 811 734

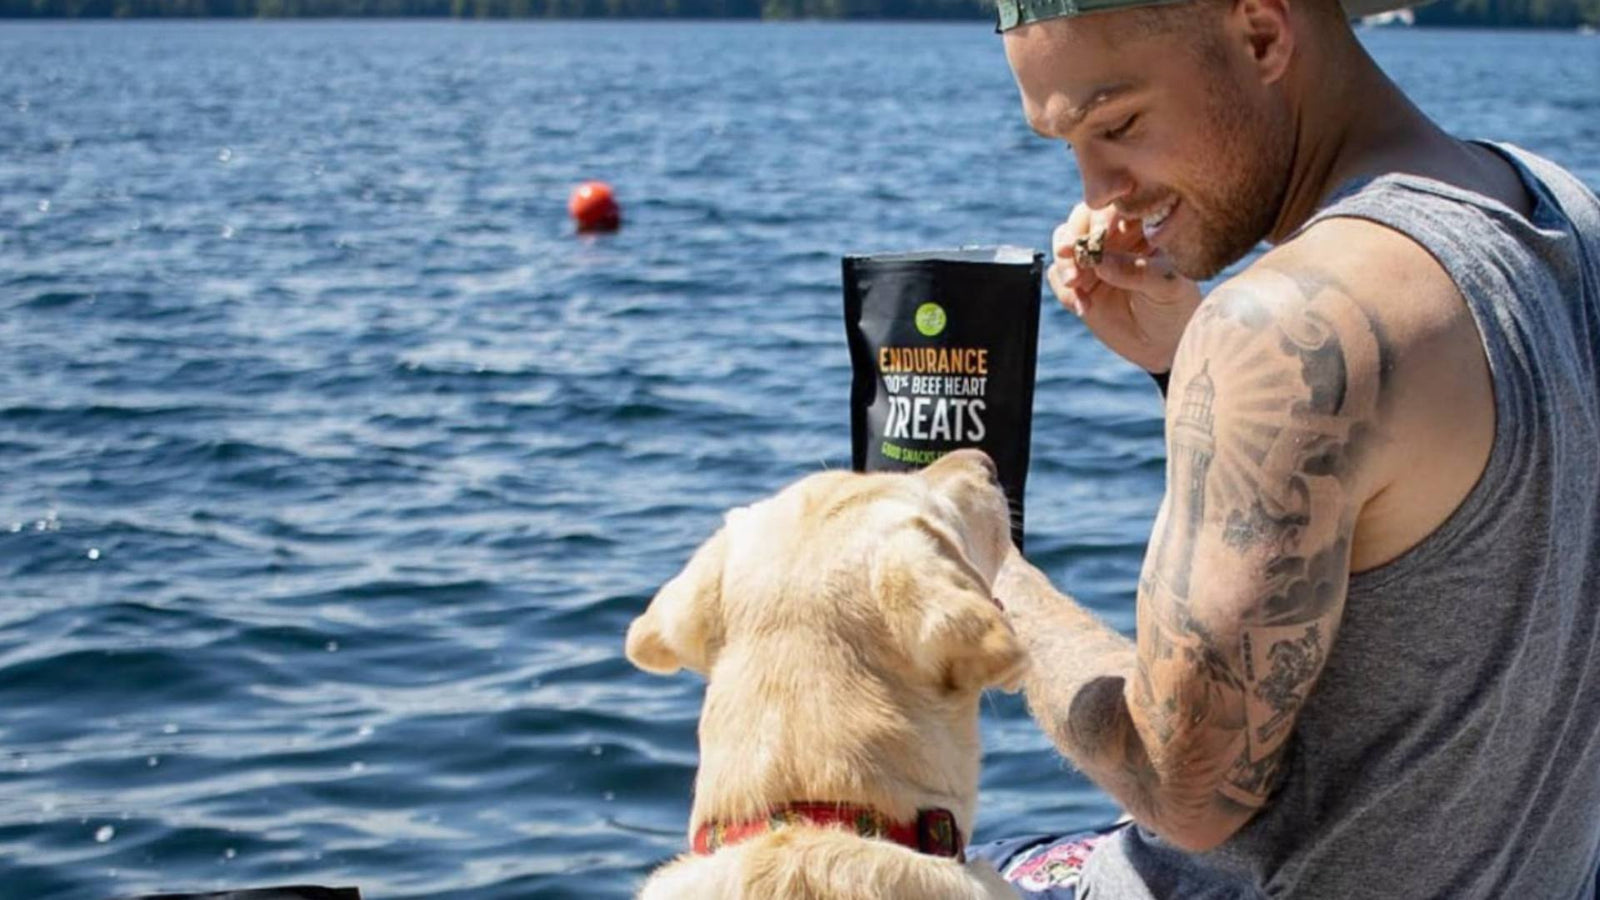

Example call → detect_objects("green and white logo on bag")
914 302 947 337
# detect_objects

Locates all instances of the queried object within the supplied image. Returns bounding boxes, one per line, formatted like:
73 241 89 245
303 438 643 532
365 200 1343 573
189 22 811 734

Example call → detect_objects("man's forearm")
994 552 1163 820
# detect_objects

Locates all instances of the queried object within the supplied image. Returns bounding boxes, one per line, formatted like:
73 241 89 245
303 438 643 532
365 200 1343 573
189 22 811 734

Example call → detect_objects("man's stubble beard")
1174 75 1294 281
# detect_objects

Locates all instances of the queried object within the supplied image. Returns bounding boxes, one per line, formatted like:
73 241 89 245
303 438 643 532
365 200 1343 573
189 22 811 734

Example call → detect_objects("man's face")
1004 10 1293 279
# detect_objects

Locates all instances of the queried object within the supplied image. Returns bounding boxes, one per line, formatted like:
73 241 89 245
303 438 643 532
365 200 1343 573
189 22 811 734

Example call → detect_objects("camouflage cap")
996 0 1431 31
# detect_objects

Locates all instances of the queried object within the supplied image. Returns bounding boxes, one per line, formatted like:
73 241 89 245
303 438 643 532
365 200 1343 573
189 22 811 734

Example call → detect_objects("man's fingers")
1052 222 1076 264
1047 259 1097 316
1046 260 1079 315
1069 202 1096 237
1090 250 1186 299
1054 206 1152 264
1052 203 1096 261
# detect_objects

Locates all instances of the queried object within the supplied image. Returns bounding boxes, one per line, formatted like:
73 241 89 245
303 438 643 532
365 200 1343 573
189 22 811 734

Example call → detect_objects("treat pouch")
844 247 1043 548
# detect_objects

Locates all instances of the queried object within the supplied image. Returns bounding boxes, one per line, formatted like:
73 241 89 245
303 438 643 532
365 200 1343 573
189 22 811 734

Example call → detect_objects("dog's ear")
919 577 1028 695
626 525 728 677
879 525 1027 695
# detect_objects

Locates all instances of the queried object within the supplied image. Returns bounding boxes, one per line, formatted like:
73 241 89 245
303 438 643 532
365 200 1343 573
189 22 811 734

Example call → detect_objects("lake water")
1 20 1596 900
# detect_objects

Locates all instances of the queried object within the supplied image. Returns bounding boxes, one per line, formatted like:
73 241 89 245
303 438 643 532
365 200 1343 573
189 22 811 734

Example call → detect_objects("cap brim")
998 0 1434 32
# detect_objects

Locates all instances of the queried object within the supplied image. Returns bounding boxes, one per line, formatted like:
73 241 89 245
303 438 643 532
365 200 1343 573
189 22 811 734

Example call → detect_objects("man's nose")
1076 147 1134 210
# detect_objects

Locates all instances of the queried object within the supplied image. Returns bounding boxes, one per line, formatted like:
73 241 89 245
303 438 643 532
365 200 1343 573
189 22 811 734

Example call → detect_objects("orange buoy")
568 181 621 233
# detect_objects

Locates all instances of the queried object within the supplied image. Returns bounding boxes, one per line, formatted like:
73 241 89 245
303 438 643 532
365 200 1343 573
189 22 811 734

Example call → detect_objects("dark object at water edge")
123 887 361 900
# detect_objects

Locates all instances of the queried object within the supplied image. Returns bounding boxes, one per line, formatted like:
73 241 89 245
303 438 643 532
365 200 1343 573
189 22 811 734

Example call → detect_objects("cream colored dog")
626 449 1027 900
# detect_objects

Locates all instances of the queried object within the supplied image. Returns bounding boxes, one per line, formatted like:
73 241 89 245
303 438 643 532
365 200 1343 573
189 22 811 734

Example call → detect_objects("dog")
626 449 1028 899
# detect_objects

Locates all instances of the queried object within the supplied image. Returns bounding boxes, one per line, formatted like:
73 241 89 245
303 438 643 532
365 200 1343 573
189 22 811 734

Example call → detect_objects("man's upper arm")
1125 262 1390 851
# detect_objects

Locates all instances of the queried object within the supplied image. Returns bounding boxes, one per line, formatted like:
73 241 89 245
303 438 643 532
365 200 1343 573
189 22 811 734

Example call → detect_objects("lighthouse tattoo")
1151 360 1216 602
1123 262 1389 820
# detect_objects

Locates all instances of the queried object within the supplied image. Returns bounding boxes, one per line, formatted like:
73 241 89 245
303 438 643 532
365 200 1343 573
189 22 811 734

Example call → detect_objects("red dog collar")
692 803 964 860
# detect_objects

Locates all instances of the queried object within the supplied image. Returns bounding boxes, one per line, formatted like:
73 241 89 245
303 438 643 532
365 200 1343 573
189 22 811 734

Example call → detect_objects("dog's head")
625 449 1025 698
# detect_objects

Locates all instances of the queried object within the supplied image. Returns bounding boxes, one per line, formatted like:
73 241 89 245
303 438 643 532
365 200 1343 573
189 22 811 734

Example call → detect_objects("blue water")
1 20 1596 900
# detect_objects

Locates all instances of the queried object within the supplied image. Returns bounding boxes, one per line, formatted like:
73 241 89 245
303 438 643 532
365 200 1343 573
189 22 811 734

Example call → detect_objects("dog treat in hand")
843 246 1043 548
1073 225 1108 268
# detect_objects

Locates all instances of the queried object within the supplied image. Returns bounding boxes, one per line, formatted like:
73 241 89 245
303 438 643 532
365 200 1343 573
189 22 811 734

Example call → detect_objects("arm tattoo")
1021 263 1389 841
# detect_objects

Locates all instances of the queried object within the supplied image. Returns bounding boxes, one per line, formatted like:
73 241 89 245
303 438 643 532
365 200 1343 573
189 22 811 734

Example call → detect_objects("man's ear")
1233 0 1295 87
625 526 727 677
879 526 1028 695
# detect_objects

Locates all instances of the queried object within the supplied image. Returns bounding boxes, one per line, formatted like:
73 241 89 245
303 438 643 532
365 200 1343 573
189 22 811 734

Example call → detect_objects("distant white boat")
1360 8 1415 26
1579 24 1597 34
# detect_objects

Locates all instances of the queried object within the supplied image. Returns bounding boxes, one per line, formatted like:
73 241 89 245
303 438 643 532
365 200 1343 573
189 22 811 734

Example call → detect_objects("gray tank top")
1080 143 1600 899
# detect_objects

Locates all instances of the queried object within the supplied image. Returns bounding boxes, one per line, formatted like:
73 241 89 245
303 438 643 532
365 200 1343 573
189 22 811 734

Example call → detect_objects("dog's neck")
687 642 982 841
692 802 966 859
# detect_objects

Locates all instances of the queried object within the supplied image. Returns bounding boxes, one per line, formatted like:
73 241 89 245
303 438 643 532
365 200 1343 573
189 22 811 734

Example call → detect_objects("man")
972 0 1600 896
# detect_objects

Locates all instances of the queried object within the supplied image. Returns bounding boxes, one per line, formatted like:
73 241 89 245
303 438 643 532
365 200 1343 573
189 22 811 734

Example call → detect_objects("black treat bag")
844 247 1043 548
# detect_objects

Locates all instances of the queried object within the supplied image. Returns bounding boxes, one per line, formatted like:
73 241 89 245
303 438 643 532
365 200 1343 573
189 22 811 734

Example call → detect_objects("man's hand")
1048 203 1204 375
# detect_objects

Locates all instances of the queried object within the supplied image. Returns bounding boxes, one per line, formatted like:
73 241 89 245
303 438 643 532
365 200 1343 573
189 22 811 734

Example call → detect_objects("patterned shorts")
966 824 1126 900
